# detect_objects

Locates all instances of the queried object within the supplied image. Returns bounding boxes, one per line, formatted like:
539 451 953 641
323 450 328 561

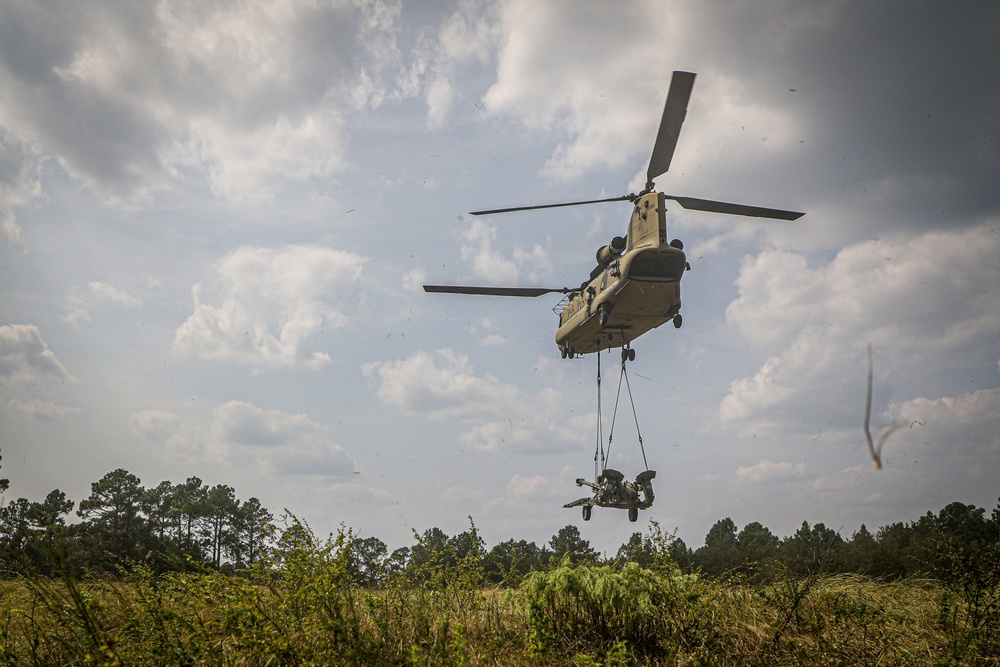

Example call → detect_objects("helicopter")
424 70 804 360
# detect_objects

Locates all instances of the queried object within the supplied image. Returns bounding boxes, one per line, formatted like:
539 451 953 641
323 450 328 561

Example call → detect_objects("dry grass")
0 557 995 666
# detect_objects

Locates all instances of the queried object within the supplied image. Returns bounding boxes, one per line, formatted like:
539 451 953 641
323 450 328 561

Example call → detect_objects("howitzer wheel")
628 507 638 522
583 505 592 521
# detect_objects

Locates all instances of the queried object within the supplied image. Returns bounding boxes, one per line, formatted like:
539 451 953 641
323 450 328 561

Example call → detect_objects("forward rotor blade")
470 195 630 216
646 70 696 187
423 285 573 297
665 195 804 221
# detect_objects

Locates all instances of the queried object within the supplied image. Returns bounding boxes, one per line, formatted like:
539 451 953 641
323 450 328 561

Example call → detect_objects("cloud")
173 243 367 367
0 324 71 385
421 0 498 127
483 0 690 183
402 267 428 293
736 459 808 483
893 389 1000 458
0 128 42 250
0 0 448 205
363 349 588 453
130 410 211 465
459 220 551 284
63 281 142 328
506 473 560 499
132 400 355 476
5 398 82 420
720 223 1000 433
211 401 355 476
323 482 397 507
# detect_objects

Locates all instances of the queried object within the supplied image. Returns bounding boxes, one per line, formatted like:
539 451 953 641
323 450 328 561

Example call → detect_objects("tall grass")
0 526 996 666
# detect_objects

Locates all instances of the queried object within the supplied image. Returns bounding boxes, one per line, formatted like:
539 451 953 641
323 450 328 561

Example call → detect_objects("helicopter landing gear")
561 344 576 359
673 313 683 329
621 346 636 363
582 505 592 521
628 507 638 522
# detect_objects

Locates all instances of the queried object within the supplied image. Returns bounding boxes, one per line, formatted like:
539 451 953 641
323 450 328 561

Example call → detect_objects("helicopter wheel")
628 507 638 522
622 347 636 363
568 347 576 359
670 238 684 250
673 313 683 329
598 304 609 328
583 505 592 521
561 345 568 359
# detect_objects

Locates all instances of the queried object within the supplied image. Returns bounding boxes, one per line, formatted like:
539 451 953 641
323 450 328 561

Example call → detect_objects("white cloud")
719 357 791 424
483 0 689 183
506 473 559 498
5 398 82 420
0 0 438 205
402 267 428 292
63 281 142 328
480 334 507 347
0 324 71 385
130 410 213 465
720 223 1000 433
323 482 397 506
422 0 497 127
211 401 355 476
132 400 355 476
736 459 807 483
459 220 551 284
0 128 42 250
173 243 367 367
894 388 1000 457
363 348 588 453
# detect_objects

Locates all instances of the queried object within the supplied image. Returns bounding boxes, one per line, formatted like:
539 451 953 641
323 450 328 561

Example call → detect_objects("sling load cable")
603 346 649 472
594 349 606 481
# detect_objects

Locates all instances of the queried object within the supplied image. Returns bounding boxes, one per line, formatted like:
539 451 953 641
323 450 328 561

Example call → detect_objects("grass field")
2 553 996 666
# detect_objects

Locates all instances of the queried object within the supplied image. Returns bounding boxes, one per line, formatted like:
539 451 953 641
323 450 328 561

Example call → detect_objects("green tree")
843 524 878 574
0 450 9 495
347 535 388 587
548 525 596 564
202 484 238 567
485 538 542 585
385 546 410 578
232 497 273 567
614 532 656 568
0 498 33 567
873 521 913 578
170 476 208 557
694 517 740 577
77 469 146 571
780 521 845 576
735 521 779 580
141 480 176 554
407 527 453 584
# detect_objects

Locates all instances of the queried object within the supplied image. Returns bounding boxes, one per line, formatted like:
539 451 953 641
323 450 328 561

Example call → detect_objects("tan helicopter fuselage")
555 192 686 355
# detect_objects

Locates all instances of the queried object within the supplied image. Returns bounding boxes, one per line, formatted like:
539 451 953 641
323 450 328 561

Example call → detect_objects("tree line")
1 455 998 586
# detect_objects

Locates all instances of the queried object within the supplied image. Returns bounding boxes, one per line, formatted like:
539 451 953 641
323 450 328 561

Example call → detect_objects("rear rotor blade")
646 71 696 188
665 195 804 221
423 285 574 297
470 195 631 216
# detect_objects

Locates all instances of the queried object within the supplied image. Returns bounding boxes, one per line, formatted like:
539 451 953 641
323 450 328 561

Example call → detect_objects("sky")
1 0 998 556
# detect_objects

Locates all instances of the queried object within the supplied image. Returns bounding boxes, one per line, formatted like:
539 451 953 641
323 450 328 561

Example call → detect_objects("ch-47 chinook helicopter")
424 70 804 361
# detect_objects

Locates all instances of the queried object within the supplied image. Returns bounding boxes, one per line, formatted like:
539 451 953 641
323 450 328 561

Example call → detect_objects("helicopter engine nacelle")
595 236 626 267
